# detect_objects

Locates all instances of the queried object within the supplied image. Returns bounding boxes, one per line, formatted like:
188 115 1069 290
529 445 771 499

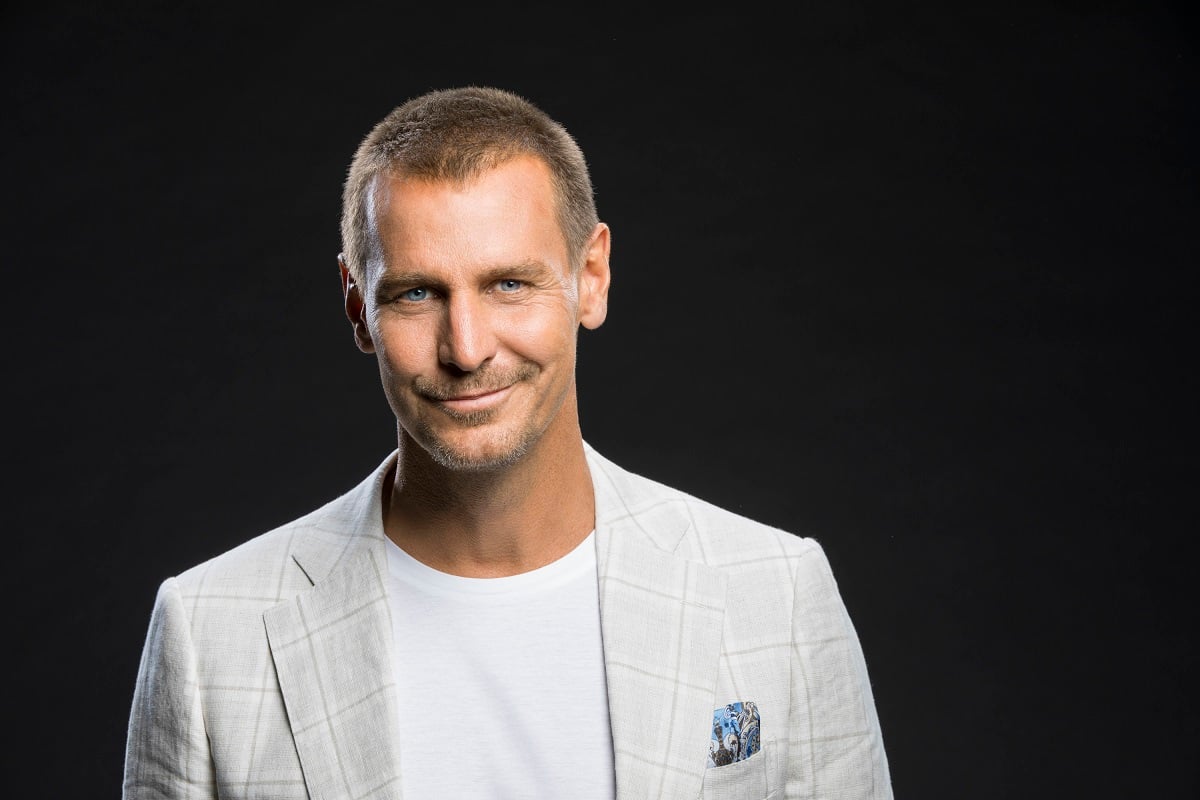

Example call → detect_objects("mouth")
414 365 536 419
434 385 513 415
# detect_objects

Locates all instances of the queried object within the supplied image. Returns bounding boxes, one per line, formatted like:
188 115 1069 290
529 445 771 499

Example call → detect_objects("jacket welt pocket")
699 740 777 800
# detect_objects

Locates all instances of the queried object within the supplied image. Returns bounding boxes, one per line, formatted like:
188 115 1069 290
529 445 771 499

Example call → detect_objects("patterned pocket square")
706 701 761 767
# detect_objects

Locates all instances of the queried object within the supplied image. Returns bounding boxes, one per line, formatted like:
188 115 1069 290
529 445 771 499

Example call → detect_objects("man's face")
345 155 609 471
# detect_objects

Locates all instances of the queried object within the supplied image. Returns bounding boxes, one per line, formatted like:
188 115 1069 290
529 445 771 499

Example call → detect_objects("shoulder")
584 441 827 575
171 502 323 590
170 452 394 598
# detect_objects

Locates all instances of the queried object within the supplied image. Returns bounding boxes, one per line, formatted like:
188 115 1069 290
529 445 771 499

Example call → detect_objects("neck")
383 421 596 578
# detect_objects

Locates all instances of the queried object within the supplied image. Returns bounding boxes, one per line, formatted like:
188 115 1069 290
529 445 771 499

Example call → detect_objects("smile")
435 385 513 414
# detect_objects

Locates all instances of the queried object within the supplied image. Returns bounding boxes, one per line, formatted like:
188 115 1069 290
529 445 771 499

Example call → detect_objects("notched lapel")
265 542 402 800
596 514 728 800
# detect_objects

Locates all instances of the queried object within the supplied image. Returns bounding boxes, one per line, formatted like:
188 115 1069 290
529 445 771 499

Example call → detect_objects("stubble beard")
410 364 541 472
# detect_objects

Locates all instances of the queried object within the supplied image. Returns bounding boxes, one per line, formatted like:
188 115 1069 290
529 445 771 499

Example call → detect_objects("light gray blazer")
123 442 892 799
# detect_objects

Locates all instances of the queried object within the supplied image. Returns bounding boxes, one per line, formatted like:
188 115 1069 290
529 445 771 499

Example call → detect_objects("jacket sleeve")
787 541 893 799
123 577 217 800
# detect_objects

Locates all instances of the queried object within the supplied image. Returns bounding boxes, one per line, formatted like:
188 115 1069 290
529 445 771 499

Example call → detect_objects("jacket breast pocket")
699 740 778 800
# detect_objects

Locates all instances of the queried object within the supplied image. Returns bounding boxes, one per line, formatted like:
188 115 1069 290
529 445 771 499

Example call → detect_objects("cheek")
373 320 433 375
499 300 578 361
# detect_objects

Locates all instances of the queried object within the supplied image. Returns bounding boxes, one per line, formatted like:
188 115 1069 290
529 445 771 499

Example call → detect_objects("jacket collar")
264 452 400 799
588 442 730 799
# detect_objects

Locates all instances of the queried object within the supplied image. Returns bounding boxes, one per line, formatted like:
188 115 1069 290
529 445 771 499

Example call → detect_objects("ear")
339 254 375 353
577 223 611 330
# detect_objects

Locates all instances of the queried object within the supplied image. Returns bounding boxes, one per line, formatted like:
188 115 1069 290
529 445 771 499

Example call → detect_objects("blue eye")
498 279 523 292
402 287 429 301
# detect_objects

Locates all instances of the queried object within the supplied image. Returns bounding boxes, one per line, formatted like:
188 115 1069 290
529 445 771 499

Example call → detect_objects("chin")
420 428 535 472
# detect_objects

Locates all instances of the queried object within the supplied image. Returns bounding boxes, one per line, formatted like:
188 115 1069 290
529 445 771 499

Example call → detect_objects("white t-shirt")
386 531 616 800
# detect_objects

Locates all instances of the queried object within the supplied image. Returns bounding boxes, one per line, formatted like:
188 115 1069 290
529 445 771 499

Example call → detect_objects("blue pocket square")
707 701 761 767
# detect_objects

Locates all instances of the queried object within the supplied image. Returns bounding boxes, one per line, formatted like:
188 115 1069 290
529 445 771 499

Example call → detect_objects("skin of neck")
382 392 597 578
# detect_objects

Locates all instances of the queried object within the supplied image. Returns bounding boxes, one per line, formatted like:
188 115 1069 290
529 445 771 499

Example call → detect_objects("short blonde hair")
340 86 599 285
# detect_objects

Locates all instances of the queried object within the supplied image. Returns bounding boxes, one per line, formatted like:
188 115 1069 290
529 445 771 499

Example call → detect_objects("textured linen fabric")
123 442 892 799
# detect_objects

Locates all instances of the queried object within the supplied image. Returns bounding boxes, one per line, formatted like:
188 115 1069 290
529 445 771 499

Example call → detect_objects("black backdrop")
6 2 1197 797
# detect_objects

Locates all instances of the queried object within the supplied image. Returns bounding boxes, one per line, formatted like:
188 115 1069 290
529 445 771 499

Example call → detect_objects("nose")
438 292 497 373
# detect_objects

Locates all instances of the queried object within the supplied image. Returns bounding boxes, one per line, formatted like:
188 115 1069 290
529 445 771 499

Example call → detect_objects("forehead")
368 155 568 278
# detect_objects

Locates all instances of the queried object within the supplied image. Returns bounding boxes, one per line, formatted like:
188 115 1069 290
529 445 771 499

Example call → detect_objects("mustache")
413 364 538 400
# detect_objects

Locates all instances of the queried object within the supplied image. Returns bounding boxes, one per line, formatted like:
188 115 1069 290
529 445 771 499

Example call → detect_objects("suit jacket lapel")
264 455 404 800
590 446 729 800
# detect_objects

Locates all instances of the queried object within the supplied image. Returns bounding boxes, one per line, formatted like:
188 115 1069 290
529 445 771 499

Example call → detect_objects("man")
123 86 892 799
